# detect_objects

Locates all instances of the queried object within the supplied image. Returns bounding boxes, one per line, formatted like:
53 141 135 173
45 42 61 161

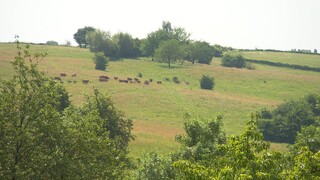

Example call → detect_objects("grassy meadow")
1 43 320 156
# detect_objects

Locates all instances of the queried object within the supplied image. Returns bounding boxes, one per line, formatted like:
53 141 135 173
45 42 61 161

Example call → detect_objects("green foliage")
0 41 133 179
155 39 183 67
93 52 108 71
73 26 96 48
86 30 118 58
45 40 58 46
292 125 320 153
258 95 317 144
176 114 226 162
142 21 190 57
135 152 175 180
84 89 134 149
0 41 68 178
221 54 245 68
186 41 214 64
200 75 215 90
113 32 139 58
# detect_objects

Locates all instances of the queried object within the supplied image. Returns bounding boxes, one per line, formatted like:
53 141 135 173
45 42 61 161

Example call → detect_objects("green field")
230 50 320 68
1 43 320 156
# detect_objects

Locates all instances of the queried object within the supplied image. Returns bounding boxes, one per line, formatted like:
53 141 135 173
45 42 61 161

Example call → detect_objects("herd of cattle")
53 73 167 86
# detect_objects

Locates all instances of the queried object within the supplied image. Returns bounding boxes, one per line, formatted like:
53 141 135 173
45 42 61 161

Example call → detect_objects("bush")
93 52 108 71
173 76 180 84
221 54 245 68
200 75 215 90
137 72 143 78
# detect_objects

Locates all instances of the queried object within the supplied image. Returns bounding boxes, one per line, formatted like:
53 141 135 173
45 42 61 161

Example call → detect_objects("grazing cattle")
127 77 133 81
134 78 139 82
71 73 77 77
157 81 162 84
149 79 153 82
114 76 118 80
123 80 129 83
99 78 108 82
60 73 67 77
82 80 89 84
136 80 141 84
99 75 109 79
144 80 150 85
54 77 62 81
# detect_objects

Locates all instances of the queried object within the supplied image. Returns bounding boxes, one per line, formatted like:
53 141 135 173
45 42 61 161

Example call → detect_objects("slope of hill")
1 43 320 156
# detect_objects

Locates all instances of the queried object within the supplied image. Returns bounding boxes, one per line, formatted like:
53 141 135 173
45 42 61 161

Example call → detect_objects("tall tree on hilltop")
74 26 95 48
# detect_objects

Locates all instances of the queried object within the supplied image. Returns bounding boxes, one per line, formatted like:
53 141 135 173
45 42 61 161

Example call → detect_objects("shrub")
137 72 143 78
200 75 215 90
221 54 245 68
173 76 180 84
93 52 108 71
46 40 58 46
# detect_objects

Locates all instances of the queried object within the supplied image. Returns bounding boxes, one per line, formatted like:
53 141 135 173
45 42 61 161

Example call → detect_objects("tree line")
73 21 227 67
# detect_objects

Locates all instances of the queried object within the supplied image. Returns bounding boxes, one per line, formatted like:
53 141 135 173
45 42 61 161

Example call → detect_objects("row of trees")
0 42 133 179
73 22 226 67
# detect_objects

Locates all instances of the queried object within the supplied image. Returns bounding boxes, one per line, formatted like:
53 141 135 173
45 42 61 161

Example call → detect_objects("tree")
200 75 215 90
187 41 214 64
0 41 133 179
221 54 245 68
0 41 68 178
46 40 58 46
314 49 318 54
142 21 190 57
73 26 95 48
258 96 317 144
155 39 183 67
93 52 108 71
113 32 136 58
86 30 119 58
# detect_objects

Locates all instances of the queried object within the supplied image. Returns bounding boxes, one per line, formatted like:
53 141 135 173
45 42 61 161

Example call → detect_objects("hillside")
1 43 320 156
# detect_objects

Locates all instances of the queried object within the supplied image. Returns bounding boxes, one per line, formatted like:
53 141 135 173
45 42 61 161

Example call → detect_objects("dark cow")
114 76 119 80
134 78 139 82
71 73 77 77
144 80 150 85
127 77 133 81
60 73 67 77
99 75 109 79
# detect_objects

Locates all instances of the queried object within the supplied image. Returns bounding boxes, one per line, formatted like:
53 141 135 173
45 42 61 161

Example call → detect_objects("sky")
1 0 320 51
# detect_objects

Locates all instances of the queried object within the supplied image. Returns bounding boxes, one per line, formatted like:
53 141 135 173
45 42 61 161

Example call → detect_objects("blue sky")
1 0 319 51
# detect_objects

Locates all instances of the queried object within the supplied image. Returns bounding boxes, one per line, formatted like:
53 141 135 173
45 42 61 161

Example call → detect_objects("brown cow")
60 73 67 77
127 77 133 81
144 80 150 85
114 76 119 80
99 78 108 82
71 73 77 77
157 81 162 84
